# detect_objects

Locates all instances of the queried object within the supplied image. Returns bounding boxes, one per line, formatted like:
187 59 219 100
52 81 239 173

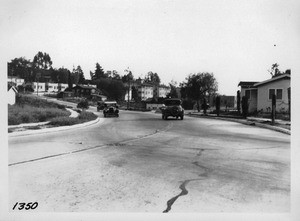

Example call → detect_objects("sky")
1 0 299 95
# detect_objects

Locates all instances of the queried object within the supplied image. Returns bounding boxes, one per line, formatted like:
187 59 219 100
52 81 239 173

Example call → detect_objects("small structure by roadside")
8 85 18 105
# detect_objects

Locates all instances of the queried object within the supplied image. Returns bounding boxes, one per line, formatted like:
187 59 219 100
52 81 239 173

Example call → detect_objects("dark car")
97 101 105 111
161 98 184 120
103 101 119 118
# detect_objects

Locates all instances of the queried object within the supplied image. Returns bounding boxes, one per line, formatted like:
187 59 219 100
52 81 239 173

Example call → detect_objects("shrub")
215 96 220 116
77 99 89 109
8 104 70 125
78 111 97 121
8 115 22 125
182 99 194 110
241 96 249 118
48 117 80 126
48 111 97 126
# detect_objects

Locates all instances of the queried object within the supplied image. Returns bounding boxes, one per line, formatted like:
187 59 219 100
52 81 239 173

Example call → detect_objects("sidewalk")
185 111 290 135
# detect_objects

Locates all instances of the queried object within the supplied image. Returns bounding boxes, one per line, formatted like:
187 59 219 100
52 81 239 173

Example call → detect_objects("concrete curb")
187 113 291 135
8 117 102 138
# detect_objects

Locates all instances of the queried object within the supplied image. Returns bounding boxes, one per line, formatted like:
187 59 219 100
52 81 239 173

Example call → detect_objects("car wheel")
180 115 184 120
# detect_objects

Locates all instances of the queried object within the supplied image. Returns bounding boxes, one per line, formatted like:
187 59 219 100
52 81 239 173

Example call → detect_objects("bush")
48 110 97 126
182 99 194 110
15 94 66 109
48 117 80 126
8 104 70 125
77 99 89 109
78 111 97 121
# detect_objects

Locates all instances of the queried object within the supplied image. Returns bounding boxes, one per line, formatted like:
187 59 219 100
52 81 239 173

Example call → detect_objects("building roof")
238 81 259 87
73 84 98 90
8 85 18 93
253 74 290 87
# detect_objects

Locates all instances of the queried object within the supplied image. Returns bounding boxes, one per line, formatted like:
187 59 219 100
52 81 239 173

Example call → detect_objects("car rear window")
164 99 181 106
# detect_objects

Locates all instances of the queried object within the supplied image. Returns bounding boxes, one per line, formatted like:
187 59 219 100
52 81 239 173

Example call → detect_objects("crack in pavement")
163 149 212 213
9 122 173 166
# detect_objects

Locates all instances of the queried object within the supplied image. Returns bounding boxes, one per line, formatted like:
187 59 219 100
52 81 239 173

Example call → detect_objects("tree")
122 68 134 83
112 70 121 80
72 65 85 85
55 67 70 83
95 78 126 101
68 71 73 89
91 63 105 80
241 96 249 119
144 71 160 85
8 57 32 82
215 96 221 116
181 72 218 112
131 86 139 101
167 82 179 98
33 51 52 70
237 90 241 114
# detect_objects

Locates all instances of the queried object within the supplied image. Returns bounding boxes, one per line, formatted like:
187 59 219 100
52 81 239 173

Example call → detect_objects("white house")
33 82 46 93
138 83 154 101
8 86 18 105
238 73 291 113
254 74 290 113
7 76 24 86
157 85 171 98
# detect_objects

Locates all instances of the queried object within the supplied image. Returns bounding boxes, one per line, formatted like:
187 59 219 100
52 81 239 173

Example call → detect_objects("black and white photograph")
1 0 299 220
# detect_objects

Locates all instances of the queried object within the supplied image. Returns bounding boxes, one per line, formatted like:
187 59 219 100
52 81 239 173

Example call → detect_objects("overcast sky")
1 0 299 95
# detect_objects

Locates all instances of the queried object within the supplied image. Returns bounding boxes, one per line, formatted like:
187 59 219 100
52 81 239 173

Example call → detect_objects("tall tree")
33 51 52 70
76 66 85 84
122 68 134 83
56 67 70 83
131 86 139 101
91 63 105 80
181 72 218 112
72 65 85 85
144 71 160 85
167 81 179 98
68 71 73 89
8 57 32 82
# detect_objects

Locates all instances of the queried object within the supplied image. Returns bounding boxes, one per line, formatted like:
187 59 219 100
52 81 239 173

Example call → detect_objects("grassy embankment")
8 94 97 127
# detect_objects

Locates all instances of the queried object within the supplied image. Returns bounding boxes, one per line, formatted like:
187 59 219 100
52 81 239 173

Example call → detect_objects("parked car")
161 98 184 120
103 101 119 118
97 101 105 111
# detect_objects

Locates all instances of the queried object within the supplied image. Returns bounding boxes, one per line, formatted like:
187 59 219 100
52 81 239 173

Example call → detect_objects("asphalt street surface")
9 110 290 212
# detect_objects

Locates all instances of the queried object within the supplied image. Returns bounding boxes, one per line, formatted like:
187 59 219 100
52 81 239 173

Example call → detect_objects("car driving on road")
102 101 119 118
161 98 184 120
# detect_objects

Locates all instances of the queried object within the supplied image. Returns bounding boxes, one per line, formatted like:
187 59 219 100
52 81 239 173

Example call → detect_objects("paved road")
9 110 290 212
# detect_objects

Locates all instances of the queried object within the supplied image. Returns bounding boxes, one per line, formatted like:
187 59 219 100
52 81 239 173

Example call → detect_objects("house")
254 74 290 113
238 73 291 113
33 82 46 93
138 83 154 101
156 85 171 98
238 81 259 113
7 76 24 86
72 85 105 99
8 86 18 105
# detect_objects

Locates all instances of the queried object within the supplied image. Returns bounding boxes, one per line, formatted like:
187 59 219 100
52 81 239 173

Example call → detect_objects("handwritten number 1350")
12 202 38 210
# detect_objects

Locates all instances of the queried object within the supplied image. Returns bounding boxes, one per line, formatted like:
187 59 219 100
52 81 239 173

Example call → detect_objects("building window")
276 89 283 100
245 90 251 100
269 89 283 100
